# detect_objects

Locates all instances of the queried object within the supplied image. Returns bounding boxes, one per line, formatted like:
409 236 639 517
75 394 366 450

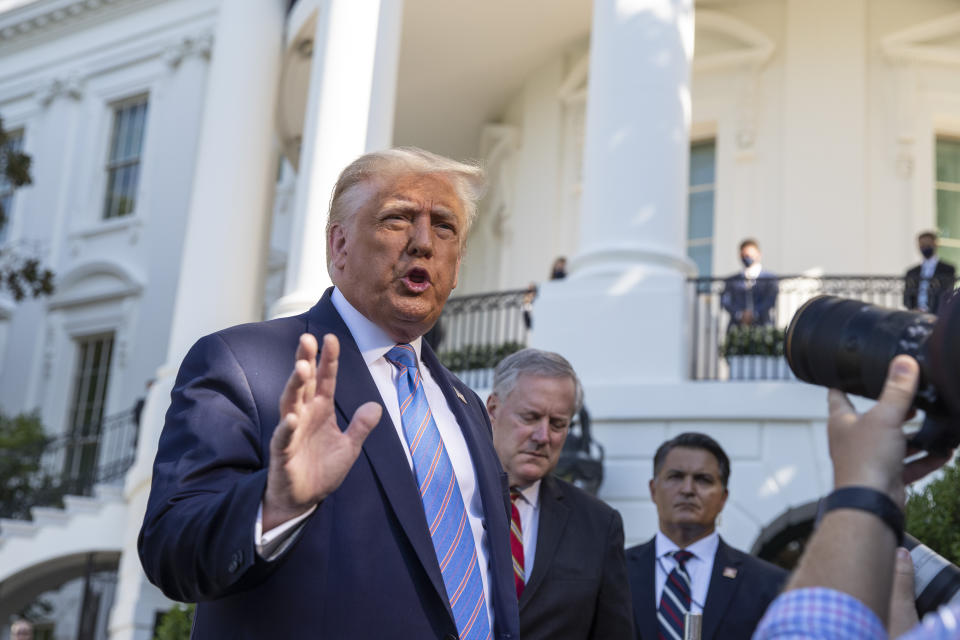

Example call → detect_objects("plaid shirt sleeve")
900 604 960 640
752 588 887 640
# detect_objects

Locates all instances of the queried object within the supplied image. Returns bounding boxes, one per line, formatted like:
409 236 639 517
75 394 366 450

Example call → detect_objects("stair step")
94 484 125 502
0 518 38 538
63 494 103 515
30 506 71 527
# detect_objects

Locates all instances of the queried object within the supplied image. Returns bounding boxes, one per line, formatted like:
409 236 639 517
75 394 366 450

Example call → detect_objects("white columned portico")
532 0 696 385
270 0 404 318
108 2 285 639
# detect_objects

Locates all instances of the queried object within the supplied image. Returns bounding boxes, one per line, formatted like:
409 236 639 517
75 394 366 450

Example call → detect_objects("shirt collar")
655 529 720 562
331 287 423 366
511 479 542 510
922 256 939 270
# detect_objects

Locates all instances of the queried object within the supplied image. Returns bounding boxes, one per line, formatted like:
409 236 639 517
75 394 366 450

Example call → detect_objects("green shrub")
906 460 960 564
154 603 195 640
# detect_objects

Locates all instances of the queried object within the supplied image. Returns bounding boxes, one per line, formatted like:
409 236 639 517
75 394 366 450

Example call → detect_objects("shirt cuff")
255 502 316 561
752 588 887 640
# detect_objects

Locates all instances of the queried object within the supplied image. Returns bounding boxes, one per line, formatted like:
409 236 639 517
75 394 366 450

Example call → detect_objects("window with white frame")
936 137 960 268
102 95 149 219
688 140 716 276
0 128 25 243
63 332 114 488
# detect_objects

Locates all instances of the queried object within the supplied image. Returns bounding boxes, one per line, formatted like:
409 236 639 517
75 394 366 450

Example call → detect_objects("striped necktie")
510 489 525 598
385 344 491 640
658 549 694 640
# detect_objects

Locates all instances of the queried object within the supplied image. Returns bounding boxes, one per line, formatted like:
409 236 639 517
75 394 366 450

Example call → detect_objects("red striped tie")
510 489 525 599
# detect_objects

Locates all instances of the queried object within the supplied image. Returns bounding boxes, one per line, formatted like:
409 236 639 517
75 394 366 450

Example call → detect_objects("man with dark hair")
721 239 779 328
625 432 787 640
487 348 633 640
904 230 956 313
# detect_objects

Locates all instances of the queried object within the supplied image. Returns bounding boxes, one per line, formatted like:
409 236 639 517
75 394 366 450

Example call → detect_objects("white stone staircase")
0 484 128 583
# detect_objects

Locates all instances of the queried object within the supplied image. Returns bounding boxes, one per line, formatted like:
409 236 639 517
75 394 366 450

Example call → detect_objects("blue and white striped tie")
385 344 491 640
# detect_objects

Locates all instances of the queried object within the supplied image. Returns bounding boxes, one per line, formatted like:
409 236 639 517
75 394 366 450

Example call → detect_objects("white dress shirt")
256 288 493 628
654 530 720 615
511 480 542 578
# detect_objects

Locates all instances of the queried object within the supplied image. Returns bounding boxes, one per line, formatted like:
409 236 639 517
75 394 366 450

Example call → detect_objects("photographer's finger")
873 356 920 426
827 388 855 420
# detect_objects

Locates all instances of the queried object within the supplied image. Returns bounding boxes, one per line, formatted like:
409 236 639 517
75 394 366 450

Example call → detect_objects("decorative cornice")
0 0 134 45
882 11 960 67
35 71 83 106
162 31 213 68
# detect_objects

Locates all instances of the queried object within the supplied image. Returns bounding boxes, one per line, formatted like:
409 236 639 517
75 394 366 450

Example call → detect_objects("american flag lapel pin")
455 389 467 404
722 567 738 579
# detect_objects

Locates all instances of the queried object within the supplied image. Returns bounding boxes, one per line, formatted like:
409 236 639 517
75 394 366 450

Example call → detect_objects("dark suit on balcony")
904 259 956 313
721 270 779 328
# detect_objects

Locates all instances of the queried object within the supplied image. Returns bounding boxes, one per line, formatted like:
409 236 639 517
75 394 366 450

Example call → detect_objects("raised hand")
262 333 382 531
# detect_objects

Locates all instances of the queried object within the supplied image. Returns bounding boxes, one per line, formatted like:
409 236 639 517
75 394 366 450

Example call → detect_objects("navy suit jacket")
138 289 520 639
625 536 787 640
721 270 779 327
904 260 957 313
518 476 634 640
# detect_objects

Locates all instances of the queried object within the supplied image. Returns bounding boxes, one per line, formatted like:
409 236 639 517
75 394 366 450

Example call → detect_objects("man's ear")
648 478 656 501
329 224 347 271
485 393 498 421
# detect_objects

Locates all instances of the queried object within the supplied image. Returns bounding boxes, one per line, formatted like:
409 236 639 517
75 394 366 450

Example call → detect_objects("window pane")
103 96 149 219
688 244 713 277
690 142 716 186
688 190 715 240
936 139 960 184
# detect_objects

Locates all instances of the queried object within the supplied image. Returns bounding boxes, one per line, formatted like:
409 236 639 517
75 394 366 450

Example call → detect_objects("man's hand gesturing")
263 333 382 532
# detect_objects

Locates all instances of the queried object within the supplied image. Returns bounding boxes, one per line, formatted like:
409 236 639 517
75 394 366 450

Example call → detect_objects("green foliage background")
0 410 62 519
154 603 195 640
905 460 960 564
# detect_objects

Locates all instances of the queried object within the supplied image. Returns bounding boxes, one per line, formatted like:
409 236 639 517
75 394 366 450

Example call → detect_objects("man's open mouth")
402 268 431 292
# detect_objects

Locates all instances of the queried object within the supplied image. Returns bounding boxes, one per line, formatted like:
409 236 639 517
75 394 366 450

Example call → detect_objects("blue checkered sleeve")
752 588 887 640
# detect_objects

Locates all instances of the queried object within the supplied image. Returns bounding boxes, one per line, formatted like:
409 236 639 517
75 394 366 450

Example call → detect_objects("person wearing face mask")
720 239 779 329
903 231 956 314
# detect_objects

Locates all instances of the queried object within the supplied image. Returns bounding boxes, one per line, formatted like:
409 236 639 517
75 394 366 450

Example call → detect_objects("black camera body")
785 292 960 454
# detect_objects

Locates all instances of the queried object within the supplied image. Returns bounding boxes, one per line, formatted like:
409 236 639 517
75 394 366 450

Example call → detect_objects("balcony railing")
0 409 139 519
433 288 531 389
688 275 908 381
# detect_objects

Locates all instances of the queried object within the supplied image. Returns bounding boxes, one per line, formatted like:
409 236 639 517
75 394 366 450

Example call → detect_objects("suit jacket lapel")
306 291 453 619
629 538 660 640
519 475 570 609
702 538 743 640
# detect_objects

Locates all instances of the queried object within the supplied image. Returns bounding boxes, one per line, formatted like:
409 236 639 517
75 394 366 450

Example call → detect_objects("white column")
270 0 404 318
108 3 285 639
531 0 695 384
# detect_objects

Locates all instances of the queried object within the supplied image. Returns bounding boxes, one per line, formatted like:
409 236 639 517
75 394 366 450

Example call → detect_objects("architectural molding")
883 11 960 67
35 72 84 106
47 260 144 310
162 31 213 69
0 0 142 45
692 10 775 73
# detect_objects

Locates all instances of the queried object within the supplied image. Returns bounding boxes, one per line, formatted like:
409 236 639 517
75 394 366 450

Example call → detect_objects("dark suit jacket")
138 289 520 639
904 260 957 313
518 476 634 640
626 536 787 640
721 271 779 327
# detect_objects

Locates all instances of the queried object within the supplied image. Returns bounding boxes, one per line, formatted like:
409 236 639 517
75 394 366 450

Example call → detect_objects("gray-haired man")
487 348 634 640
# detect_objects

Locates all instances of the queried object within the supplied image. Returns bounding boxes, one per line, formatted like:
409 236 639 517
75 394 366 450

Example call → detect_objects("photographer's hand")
786 356 951 624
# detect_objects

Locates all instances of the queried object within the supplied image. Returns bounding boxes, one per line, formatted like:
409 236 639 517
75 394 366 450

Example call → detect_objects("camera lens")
785 296 936 404
785 294 959 452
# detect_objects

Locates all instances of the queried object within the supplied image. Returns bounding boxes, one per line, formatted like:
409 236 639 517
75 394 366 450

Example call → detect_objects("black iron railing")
433 289 531 387
688 275 908 381
0 410 139 519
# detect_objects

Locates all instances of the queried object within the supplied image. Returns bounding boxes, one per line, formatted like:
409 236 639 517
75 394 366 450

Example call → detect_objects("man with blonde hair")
140 148 520 639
